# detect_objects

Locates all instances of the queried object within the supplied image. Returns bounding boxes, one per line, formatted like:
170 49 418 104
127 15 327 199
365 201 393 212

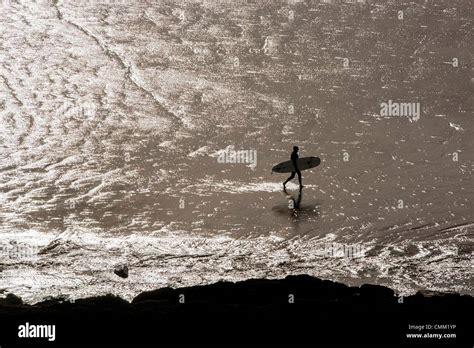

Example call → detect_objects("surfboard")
272 156 321 173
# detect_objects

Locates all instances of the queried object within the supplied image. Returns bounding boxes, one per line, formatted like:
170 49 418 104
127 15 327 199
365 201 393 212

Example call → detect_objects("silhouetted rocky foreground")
0 275 471 345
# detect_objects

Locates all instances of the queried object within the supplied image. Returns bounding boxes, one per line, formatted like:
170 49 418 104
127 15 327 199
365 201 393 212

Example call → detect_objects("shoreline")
1 274 472 344
2 228 471 304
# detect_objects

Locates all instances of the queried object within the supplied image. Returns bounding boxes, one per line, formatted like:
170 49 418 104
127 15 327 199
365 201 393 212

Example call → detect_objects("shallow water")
0 0 472 303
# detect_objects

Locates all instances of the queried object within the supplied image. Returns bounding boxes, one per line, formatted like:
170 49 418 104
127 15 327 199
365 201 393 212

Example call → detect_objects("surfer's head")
293 146 299 153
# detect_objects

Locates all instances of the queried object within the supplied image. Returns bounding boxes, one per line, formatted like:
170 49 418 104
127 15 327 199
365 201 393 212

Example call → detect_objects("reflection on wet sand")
272 188 322 234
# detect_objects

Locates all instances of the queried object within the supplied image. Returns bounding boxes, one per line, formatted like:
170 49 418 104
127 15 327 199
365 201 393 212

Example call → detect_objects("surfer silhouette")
283 146 303 190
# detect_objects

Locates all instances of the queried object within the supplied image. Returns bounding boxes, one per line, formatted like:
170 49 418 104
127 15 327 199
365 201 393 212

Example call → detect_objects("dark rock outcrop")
0 293 23 306
0 275 471 345
113 264 129 278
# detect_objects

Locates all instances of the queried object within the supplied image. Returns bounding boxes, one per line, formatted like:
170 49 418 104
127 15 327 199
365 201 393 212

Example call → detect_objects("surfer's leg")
284 172 295 188
297 170 303 188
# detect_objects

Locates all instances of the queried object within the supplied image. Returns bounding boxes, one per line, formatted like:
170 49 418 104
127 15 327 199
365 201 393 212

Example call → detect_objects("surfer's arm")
292 157 299 171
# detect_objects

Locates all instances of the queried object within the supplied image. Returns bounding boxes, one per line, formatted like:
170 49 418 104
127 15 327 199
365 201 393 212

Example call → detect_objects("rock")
0 275 472 344
113 264 128 278
0 293 23 305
